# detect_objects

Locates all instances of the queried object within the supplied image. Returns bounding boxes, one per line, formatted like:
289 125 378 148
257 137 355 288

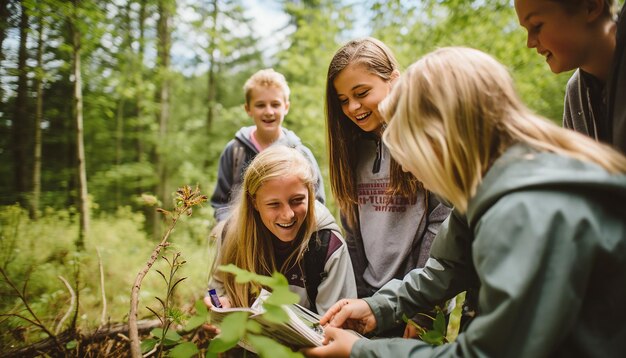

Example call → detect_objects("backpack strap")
231 140 246 183
303 229 331 314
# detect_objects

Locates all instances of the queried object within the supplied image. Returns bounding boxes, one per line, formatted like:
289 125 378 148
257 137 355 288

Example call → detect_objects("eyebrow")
337 84 367 96
524 11 539 23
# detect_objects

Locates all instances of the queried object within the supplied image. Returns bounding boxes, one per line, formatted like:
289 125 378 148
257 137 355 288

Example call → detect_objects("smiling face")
515 0 595 73
333 63 397 133
253 175 309 243
245 86 290 139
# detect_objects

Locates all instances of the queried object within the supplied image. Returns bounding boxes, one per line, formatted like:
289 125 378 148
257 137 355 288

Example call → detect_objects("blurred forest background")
1 0 617 352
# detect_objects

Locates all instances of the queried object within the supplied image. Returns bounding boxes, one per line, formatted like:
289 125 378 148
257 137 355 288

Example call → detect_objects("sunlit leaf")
246 334 303 358
141 338 158 353
169 341 200 358
208 311 249 353
264 285 299 306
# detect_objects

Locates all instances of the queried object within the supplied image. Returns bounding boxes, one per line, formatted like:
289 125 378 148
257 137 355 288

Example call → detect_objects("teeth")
356 112 370 120
277 221 295 228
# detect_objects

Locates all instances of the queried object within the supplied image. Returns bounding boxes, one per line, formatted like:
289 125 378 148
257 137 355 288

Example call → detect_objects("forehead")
333 64 384 94
256 175 307 199
515 0 566 21
248 85 287 103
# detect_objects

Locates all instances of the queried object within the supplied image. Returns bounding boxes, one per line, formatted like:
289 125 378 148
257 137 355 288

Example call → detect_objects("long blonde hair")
382 46 626 213
325 37 420 229
215 145 318 307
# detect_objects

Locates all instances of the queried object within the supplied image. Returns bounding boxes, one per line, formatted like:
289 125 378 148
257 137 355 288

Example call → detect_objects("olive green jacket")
355 144 626 357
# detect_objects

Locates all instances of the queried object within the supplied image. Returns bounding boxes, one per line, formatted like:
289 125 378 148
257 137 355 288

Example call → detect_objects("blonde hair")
381 46 626 213
215 145 317 307
325 37 421 229
244 68 290 105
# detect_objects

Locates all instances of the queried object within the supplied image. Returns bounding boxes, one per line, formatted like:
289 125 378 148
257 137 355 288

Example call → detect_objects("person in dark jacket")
516 0 620 147
210 69 325 224
305 47 626 358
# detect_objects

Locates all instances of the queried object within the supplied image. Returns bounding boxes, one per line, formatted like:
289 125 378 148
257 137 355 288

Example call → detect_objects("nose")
526 32 537 49
348 99 361 113
280 205 295 220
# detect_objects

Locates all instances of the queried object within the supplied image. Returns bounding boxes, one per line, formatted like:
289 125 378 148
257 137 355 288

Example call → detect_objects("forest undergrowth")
0 202 216 356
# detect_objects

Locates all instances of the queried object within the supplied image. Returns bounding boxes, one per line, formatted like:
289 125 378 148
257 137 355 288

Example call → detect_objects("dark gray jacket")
210 125 325 221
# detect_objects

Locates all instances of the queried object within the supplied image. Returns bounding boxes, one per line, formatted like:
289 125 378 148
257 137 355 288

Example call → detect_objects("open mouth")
277 221 296 229
355 112 371 122
262 119 276 124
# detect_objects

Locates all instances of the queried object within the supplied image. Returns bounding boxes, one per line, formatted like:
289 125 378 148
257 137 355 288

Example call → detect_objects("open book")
209 289 330 352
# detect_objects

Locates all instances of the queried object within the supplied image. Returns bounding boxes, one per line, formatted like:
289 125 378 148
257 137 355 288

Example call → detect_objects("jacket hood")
314 200 341 234
467 144 626 227
234 125 303 151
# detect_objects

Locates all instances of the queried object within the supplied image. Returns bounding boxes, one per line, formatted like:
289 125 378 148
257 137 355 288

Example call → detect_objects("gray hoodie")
210 125 325 221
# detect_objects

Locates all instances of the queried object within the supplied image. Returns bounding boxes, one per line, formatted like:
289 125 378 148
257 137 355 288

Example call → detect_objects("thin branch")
0 268 65 353
97 248 108 327
55 275 76 335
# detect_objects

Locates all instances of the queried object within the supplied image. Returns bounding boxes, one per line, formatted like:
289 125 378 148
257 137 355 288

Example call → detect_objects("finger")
329 301 353 328
322 326 339 345
203 296 214 308
319 299 348 325
403 324 410 338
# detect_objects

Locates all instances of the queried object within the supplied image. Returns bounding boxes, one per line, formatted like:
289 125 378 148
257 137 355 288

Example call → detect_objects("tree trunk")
71 0 89 249
206 0 218 132
0 0 11 102
30 12 45 220
12 1 30 206
152 0 171 239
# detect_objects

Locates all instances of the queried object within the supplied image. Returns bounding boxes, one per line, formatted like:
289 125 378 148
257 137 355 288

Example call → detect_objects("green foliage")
206 265 303 358
0 204 213 348
402 291 466 346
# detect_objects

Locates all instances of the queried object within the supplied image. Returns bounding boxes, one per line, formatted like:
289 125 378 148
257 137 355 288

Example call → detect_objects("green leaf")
195 299 209 316
218 264 277 287
421 330 445 346
433 310 446 335
262 303 290 324
185 314 207 331
208 311 249 353
66 340 77 349
246 320 262 334
141 338 158 353
151 328 164 338
246 334 303 358
264 285 299 306
165 329 182 341
169 341 200 358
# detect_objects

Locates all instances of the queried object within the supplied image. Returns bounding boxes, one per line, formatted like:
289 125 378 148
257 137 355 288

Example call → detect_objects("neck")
581 21 616 83
253 129 281 150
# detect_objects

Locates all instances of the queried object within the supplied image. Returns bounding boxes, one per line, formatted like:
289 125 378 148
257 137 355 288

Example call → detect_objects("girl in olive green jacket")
305 47 626 358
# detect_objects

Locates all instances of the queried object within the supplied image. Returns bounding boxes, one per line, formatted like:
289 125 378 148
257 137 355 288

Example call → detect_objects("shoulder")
565 69 581 95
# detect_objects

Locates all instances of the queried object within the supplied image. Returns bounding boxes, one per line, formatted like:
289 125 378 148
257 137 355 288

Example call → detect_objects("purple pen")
208 288 222 308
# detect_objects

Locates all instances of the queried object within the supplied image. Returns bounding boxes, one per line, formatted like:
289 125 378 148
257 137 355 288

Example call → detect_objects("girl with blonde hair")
207 145 355 315
306 47 626 358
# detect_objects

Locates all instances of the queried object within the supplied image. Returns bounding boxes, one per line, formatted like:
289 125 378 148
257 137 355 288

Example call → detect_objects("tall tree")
69 0 89 248
30 2 46 219
11 0 31 206
153 0 173 234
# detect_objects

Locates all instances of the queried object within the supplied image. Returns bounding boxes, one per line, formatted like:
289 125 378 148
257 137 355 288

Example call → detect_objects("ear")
244 103 252 116
284 100 290 115
251 196 258 211
586 0 606 22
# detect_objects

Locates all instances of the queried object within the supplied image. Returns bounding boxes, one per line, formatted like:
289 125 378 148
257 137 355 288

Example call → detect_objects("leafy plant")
128 185 208 358
204 264 304 358
403 291 466 346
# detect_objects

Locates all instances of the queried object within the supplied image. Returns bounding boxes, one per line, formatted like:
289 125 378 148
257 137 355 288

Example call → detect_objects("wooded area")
0 0 586 354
